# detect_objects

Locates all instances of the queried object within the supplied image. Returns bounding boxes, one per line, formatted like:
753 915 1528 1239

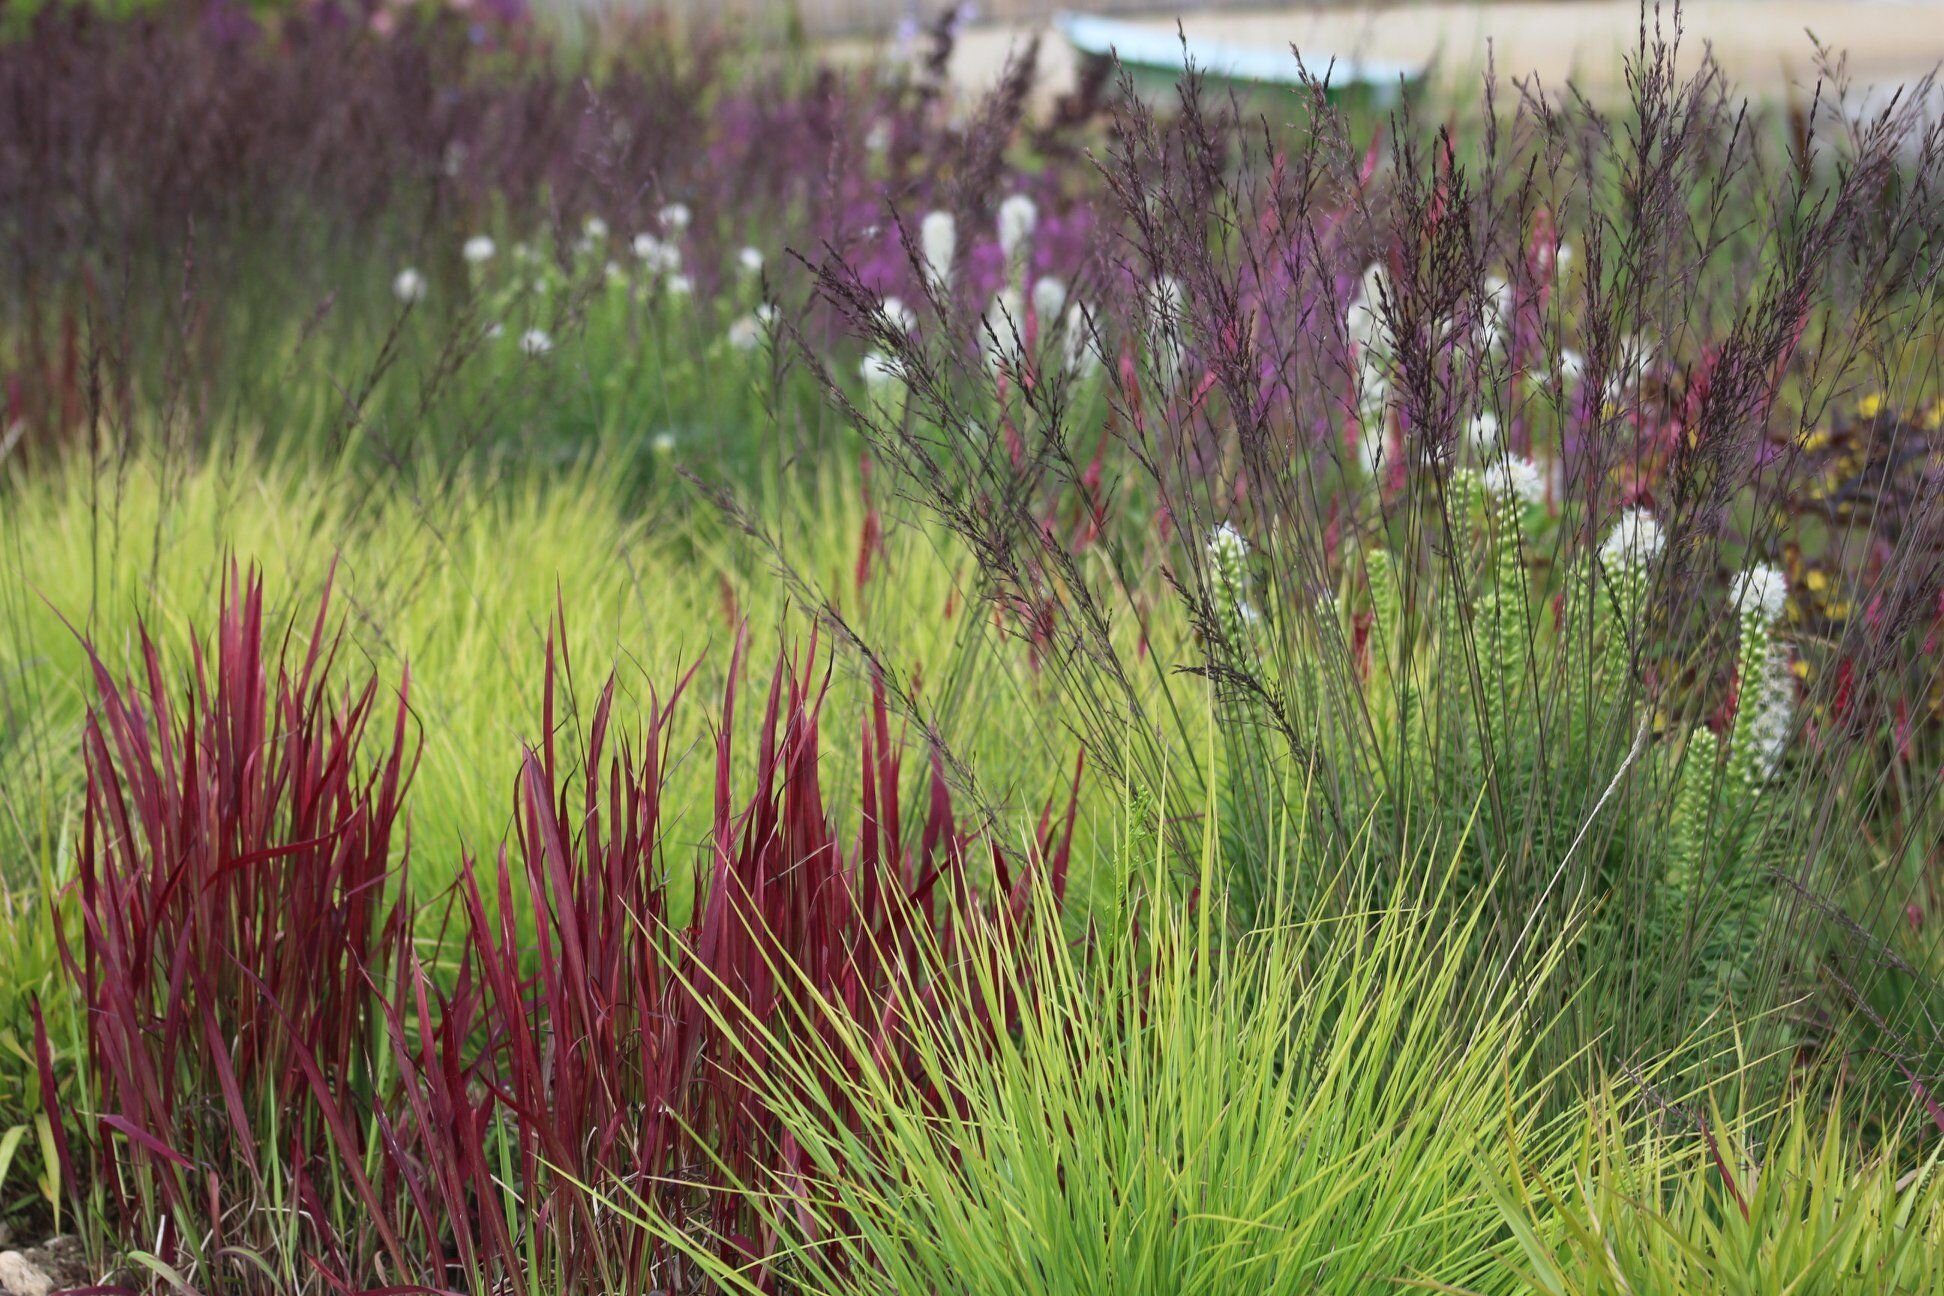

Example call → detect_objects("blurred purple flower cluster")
0 0 1110 445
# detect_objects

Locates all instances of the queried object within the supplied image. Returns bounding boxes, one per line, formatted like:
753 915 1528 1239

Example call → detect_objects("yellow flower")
1858 392 1885 418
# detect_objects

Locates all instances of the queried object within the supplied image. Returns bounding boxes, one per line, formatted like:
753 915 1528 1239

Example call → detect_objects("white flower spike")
1599 507 1665 570
860 350 904 388
997 193 1039 263
1732 563 1789 626
920 210 956 296
1031 276 1067 326
1466 411 1502 454
879 296 919 334
1482 455 1545 508
1745 650 1796 779
727 312 769 352
632 234 682 275
1060 302 1101 378
1207 522 1249 564
392 268 427 304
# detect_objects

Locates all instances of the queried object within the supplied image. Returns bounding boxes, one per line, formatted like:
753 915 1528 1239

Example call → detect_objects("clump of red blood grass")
37 573 1079 1290
373 614 1081 1294
43 561 420 1277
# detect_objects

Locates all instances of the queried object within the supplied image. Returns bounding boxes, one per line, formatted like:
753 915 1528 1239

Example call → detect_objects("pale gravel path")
830 1 1944 107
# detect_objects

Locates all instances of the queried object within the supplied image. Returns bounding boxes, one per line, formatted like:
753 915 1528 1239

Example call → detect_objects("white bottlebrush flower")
651 431 677 455
1744 648 1796 779
859 350 905 388
1553 242 1574 275
632 233 683 275
392 267 427 304
864 118 893 155
879 296 919 333
1031 276 1067 325
1206 523 1259 642
1599 507 1665 569
1473 312 1507 356
1207 521 1249 564
1484 273 1513 318
520 328 552 356
727 312 770 352
1558 348 1586 386
920 209 956 295
1466 410 1502 453
513 241 536 264
983 287 1026 373
1732 562 1789 626
737 246 764 274
583 215 609 241
1346 262 1391 353
665 274 694 297
657 202 691 233
604 261 626 286
1473 275 1512 353
1482 454 1545 508
1060 301 1101 378
462 235 496 265
1147 274 1184 324
484 322 505 340
996 193 1039 263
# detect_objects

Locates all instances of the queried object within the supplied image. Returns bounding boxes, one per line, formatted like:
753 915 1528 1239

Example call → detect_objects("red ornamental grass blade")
63 562 418 1276
381 619 1084 1289
1698 1113 1751 1222
29 998 77 1198
57 569 1084 1289
97 1115 193 1170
